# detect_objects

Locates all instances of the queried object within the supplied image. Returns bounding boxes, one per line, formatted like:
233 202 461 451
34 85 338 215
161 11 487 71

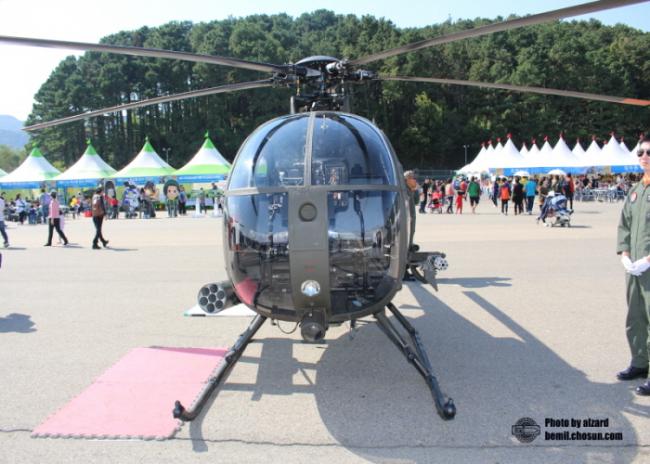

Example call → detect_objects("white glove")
621 255 635 272
629 258 650 277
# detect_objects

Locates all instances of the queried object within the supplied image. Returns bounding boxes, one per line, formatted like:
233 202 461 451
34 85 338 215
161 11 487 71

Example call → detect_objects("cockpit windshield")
311 113 395 186
228 112 396 190
228 115 309 189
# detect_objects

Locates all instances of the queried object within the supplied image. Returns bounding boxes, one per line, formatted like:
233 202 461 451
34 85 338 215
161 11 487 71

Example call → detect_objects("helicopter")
1 0 648 423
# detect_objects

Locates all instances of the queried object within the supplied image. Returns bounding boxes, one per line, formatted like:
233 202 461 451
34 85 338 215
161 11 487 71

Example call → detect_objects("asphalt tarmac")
1 200 648 463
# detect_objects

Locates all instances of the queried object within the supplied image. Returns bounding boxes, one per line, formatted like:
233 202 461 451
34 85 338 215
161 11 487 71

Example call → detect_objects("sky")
0 0 648 121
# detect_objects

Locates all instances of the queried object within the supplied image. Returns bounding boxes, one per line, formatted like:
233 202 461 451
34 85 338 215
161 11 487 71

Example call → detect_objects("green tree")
0 145 27 172
25 13 650 170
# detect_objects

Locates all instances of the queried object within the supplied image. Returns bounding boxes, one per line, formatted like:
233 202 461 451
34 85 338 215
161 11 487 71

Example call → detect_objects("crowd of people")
0 182 225 250
415 172 639 217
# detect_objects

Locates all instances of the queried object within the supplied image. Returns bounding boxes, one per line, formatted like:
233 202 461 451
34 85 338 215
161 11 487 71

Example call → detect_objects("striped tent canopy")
173 133 231 182
0 146 60 189
54 140 117 187
111 137 175 183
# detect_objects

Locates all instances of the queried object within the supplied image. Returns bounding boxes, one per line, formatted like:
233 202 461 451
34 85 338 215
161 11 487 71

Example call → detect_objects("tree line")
21 11 650 171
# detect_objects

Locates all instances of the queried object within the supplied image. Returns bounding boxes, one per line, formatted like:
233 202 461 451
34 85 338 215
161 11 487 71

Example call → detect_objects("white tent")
486 140 495 156
540 137 553 157
572 139 588 166
623 138 643 167
620 138 630 155
526 137 552 173
519 142 529 157
488 136 524 173
0 146 60 189
54 141 117 187
458 143 492 173
598 135 640 173
542 136 584 173
493 138 504 157
581 138 602 170
520 140 537 172
522 140 539 167
0 167 7 177
111 138 175 183
173 133 231 182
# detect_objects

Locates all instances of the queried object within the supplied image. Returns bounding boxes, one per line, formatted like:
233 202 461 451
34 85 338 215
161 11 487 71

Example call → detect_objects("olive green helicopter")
1 0 648 421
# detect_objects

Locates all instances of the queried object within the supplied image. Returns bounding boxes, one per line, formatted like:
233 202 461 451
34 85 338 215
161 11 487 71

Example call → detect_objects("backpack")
92 194 105 217
500 185 511 200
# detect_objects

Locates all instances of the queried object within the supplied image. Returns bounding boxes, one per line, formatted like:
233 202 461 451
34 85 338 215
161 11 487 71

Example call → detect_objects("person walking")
455 187 465 214
44 191 68 246
491 178 499 208
444 179 455 214
91 186 109 249
39 189 51 224
15 193 27 224
525 177 537 215
178 186 187 215
403 170 419 281
419 179 430 213
467 177 481 214
563 173 575 210
500 179 511 215
0 192 9 248
616 135 650 395
512 177 524 215
538 178 550 212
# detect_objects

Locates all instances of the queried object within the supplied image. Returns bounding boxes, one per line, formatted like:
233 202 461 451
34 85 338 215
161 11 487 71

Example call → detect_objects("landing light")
301 280 321 297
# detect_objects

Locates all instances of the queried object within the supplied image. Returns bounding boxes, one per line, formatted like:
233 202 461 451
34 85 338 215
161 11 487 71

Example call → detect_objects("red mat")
32 346 227 440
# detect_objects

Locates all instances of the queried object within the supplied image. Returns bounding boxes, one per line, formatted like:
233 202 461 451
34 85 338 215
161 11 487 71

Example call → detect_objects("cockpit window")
311 114 395 186
229 115 309 189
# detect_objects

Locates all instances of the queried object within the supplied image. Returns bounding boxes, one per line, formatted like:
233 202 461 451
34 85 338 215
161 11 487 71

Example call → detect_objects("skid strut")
374 303 456 420
173 314 267 421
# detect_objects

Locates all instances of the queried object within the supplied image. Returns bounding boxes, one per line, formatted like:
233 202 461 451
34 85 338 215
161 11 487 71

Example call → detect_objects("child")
500 181 511 215
455 190 465 214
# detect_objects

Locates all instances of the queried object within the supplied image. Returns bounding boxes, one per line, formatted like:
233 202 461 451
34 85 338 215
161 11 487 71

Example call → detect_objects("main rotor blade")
24 79 275 132
352 0 648 66
380 76 650 106
0 35 283 74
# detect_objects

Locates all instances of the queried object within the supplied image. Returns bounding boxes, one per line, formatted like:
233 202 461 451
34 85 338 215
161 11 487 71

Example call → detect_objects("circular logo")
511 417 541 443
630 192 637 203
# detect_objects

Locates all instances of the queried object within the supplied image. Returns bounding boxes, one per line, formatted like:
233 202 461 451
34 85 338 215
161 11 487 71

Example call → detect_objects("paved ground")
1 200 649 463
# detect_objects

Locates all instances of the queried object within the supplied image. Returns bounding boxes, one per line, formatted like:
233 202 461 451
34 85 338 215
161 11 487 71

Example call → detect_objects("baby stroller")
427 191 443 214
537 192 572 227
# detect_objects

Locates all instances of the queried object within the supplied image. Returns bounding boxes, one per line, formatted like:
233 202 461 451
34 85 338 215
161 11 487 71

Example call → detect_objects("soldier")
403 170 418 281
616 135 650 395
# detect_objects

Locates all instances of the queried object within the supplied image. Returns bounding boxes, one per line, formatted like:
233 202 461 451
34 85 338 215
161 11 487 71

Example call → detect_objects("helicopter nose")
300 310 327 342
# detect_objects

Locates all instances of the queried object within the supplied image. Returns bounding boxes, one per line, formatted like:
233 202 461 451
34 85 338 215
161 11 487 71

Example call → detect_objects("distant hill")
0 115 29 149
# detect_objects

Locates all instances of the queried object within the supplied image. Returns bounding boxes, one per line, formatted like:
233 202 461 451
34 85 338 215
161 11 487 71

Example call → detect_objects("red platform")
32 346 227 440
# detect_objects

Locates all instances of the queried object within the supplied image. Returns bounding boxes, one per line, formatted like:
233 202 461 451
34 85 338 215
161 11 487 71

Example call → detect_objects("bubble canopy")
228 112 397 190
224 112 404 322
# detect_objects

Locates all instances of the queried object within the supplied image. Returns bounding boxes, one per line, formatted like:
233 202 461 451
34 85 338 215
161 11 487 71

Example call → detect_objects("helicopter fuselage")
223 111 411 337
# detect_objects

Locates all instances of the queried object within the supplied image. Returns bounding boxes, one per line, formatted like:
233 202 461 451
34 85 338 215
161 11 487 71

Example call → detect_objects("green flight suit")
616 181 650 370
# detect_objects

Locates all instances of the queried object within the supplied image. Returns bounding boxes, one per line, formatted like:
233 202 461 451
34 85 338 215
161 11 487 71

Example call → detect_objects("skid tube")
374 303 456 420
173 314 268 421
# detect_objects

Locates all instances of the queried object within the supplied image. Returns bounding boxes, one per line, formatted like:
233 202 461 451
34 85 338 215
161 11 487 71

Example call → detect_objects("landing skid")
173 314 267 421
173 303 455 422
374 302 456 420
